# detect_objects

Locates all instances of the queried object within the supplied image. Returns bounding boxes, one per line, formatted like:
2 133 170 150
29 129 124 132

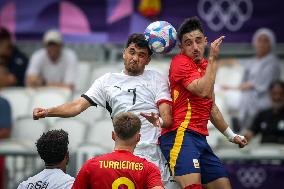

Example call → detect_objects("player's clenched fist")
231 135 248 148
209 36 225 59
33 108 48 120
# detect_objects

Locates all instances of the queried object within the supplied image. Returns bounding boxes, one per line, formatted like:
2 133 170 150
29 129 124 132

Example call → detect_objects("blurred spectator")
25 30 77 90
245 81 284 144
221 28 280 130
0 95 12 189
17 129 74 189
0 27 28 87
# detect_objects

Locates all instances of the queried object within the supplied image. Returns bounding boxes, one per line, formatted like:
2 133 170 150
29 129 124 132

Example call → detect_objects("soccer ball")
144 21 177 54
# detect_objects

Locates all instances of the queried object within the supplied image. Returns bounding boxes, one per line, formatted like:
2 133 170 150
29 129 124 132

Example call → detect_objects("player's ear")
204 36 208 45
112 131 116 141
178 43 184 53
146 55 151 65
136 133 141 143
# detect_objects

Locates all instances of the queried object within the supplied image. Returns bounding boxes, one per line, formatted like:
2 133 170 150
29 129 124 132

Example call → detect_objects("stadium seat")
91 63 124 81
207 127 222 149
12 117 48 145
31 87 72 103
249 145 284 158
74 61 93 92
215 147 248 159
216 63 244 86
0 140 40 189
49 118 89 151
75 144 110 173
215 63 244 112
146 59 170 76
86 119 115 150
30 87 72 125
0 87 32 120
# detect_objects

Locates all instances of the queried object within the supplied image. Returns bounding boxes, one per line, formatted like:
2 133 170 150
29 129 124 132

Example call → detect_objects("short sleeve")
154 72 172 105
170 56 200 88
63 49 78 85
25 50 43 76
145 162 163 188
82 74 109 108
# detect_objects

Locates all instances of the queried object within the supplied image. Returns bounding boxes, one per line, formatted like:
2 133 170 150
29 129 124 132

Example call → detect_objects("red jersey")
72 150 163 189
162 53 213 136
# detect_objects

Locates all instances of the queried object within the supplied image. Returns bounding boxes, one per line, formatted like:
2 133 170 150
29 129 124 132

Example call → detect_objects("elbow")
70 104 84 117
199 90 213 99
74 106 83 116
162 118 173 129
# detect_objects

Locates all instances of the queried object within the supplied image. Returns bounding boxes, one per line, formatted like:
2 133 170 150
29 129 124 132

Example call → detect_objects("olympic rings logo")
237 167 267 188
197 0 253 31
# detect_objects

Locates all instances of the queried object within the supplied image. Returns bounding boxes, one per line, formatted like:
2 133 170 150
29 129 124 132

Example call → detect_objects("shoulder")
30 49 46 64
170 53 194 72
62 173 75 181
145 70 165 79
52 171 74 188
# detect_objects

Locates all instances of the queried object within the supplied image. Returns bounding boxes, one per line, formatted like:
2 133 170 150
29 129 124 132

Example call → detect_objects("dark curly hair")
112 112 141 140
36 129 69 165
178 17 204 42
126 33 153 56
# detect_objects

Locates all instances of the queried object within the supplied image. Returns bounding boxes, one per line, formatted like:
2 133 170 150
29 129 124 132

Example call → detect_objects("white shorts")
134 143 180 189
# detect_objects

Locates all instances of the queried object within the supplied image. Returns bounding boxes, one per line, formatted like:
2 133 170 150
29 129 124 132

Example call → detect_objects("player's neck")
123 69 144 76
114 144 135 153
45 161 67 173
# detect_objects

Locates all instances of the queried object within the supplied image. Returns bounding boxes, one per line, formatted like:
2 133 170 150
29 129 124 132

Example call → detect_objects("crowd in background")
0 25 284 188
1 25 283 143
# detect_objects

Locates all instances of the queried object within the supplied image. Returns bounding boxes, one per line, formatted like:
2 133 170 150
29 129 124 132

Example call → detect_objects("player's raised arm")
33 97 91 120
186 36 225 98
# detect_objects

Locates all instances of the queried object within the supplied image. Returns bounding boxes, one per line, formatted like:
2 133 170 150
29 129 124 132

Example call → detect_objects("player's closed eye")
129 50 135 55
195 39 202 44
184 41 192 46
138 53 146 58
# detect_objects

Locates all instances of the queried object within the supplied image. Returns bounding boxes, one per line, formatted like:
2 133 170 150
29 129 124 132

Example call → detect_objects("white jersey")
17 169 74 189
83 70 180 188
83 70 172 144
